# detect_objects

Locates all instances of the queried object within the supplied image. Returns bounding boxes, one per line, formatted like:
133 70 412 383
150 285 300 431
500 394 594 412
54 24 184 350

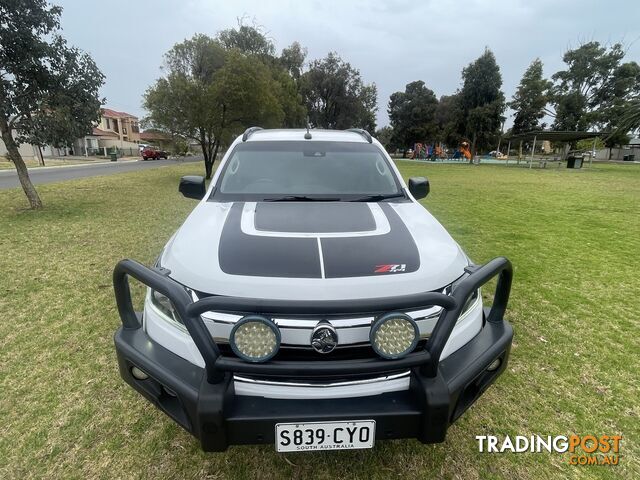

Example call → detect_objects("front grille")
217 340 428 363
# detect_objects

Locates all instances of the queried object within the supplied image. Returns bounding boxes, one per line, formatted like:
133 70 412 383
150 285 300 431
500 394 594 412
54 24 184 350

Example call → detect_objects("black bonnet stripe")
254 202 376 233
218 202 420 278
320 203 419 278
218 203 321 278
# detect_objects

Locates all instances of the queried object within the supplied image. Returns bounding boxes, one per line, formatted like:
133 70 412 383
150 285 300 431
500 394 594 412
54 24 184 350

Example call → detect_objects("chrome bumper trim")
203 295 482 348
233 371 411 399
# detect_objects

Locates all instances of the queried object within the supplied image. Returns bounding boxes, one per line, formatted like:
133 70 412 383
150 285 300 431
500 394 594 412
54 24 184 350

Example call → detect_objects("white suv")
113 127 513 452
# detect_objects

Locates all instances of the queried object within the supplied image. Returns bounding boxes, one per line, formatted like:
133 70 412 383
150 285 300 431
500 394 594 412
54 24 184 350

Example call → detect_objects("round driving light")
230 315 281 363
370 312 419 359
131 366 149 380
487 358 502 372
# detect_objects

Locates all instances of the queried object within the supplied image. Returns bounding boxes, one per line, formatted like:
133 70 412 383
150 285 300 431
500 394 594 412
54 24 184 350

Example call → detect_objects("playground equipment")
459 142 472 160
408 141 473 162
411 143 446 160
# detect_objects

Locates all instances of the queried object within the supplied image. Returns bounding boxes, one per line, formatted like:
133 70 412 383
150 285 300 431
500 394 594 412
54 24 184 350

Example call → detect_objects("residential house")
72 127 118 156
140 130 173 151
72 108 141 156
96 108 141 148
2 106 143 161
0 133 40 161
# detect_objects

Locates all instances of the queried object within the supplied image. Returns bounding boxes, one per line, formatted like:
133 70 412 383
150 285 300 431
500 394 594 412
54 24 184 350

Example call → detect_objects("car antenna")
304 117 312 140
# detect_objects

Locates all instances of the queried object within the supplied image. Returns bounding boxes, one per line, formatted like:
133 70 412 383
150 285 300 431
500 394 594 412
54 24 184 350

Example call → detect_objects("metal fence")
78 146 141 157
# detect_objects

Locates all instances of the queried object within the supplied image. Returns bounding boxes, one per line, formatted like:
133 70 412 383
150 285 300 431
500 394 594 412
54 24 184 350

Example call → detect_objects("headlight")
230 315 280 363
149 289 183 325
461 288 480 316
370 312 419 359
450 273 480 318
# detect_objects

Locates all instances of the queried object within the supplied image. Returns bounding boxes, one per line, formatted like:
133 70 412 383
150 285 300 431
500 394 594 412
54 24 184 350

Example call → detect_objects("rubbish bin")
110 152 117 162
623 154 634 162
566 155 583 169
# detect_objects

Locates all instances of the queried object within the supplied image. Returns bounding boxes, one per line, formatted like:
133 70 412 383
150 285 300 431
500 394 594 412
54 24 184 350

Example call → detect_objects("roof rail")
242 126 263 142
347 128 373 143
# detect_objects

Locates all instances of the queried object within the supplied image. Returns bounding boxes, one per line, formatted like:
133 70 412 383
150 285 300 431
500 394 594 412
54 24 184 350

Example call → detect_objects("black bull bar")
113 257 513 383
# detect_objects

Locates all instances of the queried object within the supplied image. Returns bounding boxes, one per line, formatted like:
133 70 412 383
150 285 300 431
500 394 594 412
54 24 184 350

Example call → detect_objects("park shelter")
503 130 609 168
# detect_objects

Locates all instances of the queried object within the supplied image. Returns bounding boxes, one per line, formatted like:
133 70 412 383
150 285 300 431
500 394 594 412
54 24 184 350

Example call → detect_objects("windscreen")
214 141 400 200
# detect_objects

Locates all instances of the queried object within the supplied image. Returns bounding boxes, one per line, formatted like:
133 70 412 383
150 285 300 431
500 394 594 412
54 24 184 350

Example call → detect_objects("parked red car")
141 147 168 160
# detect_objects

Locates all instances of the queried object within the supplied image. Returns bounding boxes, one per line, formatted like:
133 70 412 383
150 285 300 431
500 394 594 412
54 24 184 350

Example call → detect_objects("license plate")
275 420 375 452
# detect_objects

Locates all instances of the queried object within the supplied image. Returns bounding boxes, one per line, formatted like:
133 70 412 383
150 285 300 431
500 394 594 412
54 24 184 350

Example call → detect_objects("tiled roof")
101 108 138 119
140 130 171 141
92 127 118 137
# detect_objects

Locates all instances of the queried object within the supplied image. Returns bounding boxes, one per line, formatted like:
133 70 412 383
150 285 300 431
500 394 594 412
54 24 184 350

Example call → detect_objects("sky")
57 0 640 129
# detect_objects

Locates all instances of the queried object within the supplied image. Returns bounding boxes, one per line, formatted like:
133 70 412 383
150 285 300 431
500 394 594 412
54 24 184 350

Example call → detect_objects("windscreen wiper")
263 195 341 202
348 193 406 202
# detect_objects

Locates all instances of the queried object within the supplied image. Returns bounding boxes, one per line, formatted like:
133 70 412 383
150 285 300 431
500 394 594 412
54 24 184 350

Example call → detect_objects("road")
0 157 202 190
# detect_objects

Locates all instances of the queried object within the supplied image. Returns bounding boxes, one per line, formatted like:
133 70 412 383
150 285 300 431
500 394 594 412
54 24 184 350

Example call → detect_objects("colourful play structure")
411 143 444 159
410 141 472 160
459 141 472 160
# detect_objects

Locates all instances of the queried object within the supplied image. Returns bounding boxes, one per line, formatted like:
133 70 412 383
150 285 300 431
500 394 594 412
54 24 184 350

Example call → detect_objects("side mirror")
179 175 206 200
408 176 430 199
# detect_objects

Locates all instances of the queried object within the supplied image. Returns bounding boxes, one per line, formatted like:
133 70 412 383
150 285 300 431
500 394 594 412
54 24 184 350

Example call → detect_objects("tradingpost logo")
476 435 622 466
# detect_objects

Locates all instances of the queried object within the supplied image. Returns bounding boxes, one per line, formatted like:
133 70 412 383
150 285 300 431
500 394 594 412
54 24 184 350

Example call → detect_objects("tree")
550 42 640 136
144 35 225 179
457 48 506 159
509 59 551 134
143 35 286 179
375 126 393 152
213 50 284 131
434 94 462 147
388 80 438 150
271 67 307 127
301 52 377 131
280 42 307 80
164 33 225 82
599 61 640 150
277 42 308 126
357 84 378 133
614 97 640 134
0 0 104 209
220 25 307 128
217 22 275 57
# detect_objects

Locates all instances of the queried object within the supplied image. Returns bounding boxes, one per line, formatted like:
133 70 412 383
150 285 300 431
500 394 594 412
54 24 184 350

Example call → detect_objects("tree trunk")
212 140 221 168
202 139 218 180
36 145 45 166
0 116 42 209
469 132 477 164
208 105 226 178
518 141 523 164
202 145 213 179
198 127 213 179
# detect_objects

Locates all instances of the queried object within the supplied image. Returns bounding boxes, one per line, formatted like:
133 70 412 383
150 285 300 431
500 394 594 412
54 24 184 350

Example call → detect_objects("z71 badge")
374 264 407 273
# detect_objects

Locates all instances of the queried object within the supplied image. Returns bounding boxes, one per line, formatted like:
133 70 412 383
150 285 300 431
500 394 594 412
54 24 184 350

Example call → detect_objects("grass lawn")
1 161 638 479
0 157 112 170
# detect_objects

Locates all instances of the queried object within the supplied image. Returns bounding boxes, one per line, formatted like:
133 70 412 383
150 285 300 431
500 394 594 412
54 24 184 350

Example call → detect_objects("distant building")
0 132 40 161
140 130 173 150
96 108 141 147
1 107 143 161
594 137 640 161
73 108 141 156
